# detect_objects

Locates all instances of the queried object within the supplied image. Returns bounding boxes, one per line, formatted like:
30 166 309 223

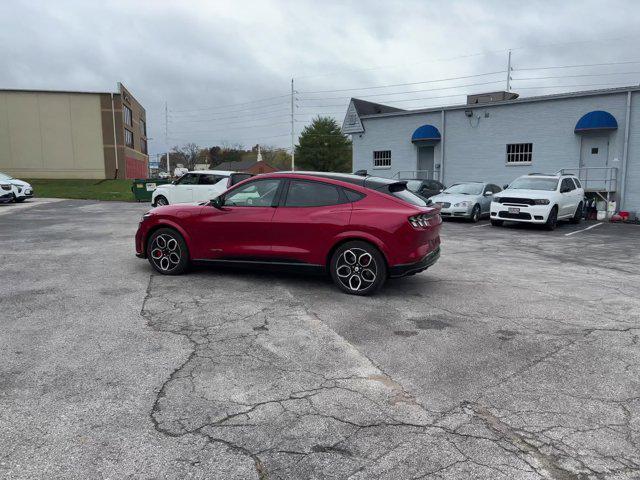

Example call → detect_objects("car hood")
155 183 174 190
429 193 480 204
495 189 553 199
151 203 204 215
9 178 31 188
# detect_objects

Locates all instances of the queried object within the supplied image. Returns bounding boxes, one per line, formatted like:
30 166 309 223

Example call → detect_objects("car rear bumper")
389 246 440 278
490 202 551 223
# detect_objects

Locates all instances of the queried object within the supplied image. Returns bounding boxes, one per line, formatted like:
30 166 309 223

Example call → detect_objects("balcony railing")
394 170 435 180
556 167 618 192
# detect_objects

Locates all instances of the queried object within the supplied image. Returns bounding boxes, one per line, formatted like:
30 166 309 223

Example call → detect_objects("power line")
513 71 640 81
170 93 290 113
170 99 290 117
169 109 291 125
298 70 506 94
515 60 640 72
512 81 638 90
170 121 293 136
298 80 505 102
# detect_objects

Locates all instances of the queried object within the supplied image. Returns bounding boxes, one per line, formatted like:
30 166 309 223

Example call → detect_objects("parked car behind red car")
135 172 442 295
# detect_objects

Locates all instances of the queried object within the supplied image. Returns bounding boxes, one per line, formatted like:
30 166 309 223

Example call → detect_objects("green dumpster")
131 178 170 202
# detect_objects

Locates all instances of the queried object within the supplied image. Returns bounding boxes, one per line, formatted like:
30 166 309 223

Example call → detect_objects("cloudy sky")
2 0 640 156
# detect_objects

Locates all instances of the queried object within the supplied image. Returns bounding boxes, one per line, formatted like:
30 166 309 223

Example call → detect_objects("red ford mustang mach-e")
135 172 442 295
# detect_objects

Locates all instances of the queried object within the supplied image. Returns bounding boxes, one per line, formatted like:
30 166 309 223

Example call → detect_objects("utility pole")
164 102 171 176
290 78 295 171
506 49 512 92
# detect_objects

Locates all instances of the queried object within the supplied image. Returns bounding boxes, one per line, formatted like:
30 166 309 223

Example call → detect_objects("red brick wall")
125 156 148 179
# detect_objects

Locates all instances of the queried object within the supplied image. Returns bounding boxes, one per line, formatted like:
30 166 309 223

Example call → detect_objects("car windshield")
0 172 13 180
508 177 559 191
405 180 422 191
444 183 483 195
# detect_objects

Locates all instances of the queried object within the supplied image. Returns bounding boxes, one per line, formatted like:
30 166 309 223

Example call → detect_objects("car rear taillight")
409 213 439 228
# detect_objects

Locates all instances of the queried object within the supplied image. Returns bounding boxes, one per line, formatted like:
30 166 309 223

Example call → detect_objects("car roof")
255 171 411 195
189 170 235 175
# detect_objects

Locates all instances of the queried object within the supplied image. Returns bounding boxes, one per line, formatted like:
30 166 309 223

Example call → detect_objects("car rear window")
391 189 428 207
344 189 365 202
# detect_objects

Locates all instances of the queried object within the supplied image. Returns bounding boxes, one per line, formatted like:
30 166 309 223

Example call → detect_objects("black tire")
146 228 189 275
491 220 504 227
570 202 583 224
470 204 481 223
545 206 558 231
15 197 26 203
329 241 387 296
155 196 169 207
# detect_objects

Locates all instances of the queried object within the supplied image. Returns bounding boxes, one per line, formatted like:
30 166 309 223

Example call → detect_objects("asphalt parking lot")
1 200 639 480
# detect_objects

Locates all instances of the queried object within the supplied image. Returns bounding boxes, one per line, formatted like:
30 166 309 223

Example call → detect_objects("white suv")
490 174 585 230
151 170 253 206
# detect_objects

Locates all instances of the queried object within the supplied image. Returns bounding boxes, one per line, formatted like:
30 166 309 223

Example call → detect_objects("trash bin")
131 178 170 202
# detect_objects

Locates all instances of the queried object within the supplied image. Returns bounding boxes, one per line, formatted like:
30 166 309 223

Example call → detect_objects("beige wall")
0 91 106 179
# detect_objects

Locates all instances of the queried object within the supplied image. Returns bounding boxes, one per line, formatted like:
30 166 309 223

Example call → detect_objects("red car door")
193 178 282 260
270 179 352 265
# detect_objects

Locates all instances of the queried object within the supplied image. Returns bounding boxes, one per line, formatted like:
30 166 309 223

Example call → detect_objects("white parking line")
471 223 491 228
564 222 603 236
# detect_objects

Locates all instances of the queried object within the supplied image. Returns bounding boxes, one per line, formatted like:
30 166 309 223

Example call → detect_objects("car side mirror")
210 196 223 209
439 188 444 192
502 184 509 189
171 180 178 185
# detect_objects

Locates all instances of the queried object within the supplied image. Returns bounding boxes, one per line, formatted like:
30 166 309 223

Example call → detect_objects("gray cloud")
1 0 640 156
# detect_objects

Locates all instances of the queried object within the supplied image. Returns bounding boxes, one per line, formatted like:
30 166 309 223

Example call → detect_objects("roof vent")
466 91 519 105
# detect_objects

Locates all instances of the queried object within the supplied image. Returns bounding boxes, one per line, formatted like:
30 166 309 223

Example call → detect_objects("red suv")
135 172 442 295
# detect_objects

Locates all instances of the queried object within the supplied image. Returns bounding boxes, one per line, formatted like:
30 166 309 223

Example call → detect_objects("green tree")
295 117 352 172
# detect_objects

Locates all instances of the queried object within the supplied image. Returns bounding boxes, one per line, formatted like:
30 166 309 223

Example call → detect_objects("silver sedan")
428 182 502 222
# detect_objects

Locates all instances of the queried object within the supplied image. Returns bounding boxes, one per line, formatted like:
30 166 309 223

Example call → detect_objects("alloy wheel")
335 248 377 293
149 233 182 272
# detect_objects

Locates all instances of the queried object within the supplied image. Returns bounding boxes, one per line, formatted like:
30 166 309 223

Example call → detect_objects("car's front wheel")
147 228 189 275
545 206 558 231
155 195 169 206
330 241 387 295
15 197 25 203
470 204 481 223
491 219 503 227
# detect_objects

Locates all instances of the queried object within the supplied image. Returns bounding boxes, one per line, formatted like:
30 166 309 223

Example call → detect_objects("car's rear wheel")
147 228 189 275
470 204 481 223
330 241 386 296
545 206 558 231
155 196 169 206
491 220 503 226
570 202 583 224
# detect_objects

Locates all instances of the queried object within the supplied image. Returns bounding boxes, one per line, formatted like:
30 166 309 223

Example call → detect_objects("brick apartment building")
0 82 148 179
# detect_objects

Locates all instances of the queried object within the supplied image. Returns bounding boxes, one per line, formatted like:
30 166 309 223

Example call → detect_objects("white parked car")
151 170 252 206
0 181 16 203
0 172 33 202
491 173 585 230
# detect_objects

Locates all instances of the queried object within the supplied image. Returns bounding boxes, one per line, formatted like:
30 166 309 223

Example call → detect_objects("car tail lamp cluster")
409 213 440 228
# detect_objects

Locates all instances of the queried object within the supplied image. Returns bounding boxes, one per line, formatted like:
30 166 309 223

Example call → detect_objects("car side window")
489 184 501 193
560 178 575 192
344 189 365 202
284 180 343 207
178 173 198 185
224 179 281 207
425 181 440 190
573 178 582 189
199 174 225 185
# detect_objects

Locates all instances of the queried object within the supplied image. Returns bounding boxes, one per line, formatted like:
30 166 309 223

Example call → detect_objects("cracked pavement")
1 200 639 479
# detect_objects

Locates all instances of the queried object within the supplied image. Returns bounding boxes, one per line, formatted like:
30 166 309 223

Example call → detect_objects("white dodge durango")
490 174 585 230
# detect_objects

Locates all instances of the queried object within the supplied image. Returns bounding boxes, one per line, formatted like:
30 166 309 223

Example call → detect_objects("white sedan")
151 170 252 206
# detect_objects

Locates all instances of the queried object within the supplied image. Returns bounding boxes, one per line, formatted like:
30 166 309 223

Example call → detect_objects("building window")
373 150 391 168
125 128 134 148
591 147 598 154
140 118 146 137
123 105 133 127
141 138 147 154
506 143 532 164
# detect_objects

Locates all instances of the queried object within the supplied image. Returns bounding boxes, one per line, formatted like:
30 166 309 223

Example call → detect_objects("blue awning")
411 124 441 143
575 111 618 133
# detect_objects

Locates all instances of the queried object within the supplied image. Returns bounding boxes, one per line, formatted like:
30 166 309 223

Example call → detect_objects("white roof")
190 170 235 175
